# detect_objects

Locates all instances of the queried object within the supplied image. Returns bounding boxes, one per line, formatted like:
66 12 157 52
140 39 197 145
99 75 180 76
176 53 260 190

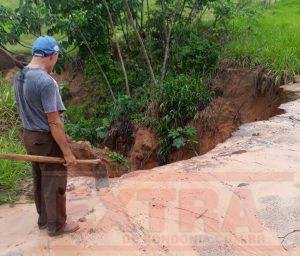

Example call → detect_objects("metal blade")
94 164 109 190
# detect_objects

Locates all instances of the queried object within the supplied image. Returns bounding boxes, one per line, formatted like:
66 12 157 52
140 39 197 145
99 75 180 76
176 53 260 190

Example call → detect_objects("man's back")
14 67 65 132
13 35 79 236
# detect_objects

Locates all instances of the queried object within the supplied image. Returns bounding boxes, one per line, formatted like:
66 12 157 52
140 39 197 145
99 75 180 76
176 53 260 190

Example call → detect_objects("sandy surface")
0 84 300 256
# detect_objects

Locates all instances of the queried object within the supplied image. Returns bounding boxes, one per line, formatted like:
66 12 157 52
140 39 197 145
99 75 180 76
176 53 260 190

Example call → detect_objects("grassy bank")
0 130 30 204
0 78 30 204
223 0 300 81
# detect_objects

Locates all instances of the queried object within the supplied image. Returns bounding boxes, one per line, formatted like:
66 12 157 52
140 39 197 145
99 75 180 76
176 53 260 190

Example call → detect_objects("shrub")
157 125 198 164
0 78 20 133
112 92 153 123
168 125 198 150
105 151 130 171
154 75 213 163
65 117 110 145
171 27 221 76
0 79 29 204
84 52 124 96
155 74 213 126
112 94 138 121
0 129 30 204
64 102 113 145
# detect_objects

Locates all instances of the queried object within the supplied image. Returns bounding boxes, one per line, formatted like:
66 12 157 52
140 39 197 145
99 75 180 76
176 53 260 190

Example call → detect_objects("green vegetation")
47 0 225 162
65 113 111 145
0 0 68 56
155 75 213 162
0 0 18 9
105 151 130 171
168 125 198 156
0 0 299 197
0 0 36 55
223 0 300 81
0 79 30 204
0 130 30 204
155 75 213 126
0 77 20 133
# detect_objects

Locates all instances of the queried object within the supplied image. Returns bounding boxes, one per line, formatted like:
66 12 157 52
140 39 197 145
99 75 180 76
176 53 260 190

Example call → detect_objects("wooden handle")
0 153 103 165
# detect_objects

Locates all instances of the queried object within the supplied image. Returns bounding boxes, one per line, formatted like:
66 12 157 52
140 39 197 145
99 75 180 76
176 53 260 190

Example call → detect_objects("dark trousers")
23 129 67 233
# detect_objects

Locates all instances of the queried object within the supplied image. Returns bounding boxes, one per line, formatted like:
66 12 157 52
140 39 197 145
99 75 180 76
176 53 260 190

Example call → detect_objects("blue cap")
32 35 60 57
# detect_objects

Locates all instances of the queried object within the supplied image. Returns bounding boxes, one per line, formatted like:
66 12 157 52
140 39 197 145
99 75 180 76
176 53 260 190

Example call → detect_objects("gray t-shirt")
13 67 66 132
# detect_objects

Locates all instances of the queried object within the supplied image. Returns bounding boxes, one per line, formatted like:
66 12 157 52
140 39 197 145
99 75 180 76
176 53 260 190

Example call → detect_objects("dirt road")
0 83 299 256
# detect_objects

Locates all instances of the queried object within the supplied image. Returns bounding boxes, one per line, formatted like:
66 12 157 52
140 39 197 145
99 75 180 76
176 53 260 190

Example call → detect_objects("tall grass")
0 78 30 204
223 0 300 82
0 130 30 204
0 77 20 133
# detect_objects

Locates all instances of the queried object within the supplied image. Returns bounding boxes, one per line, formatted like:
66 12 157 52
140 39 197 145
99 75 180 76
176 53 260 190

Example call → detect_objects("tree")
0 0 237 91
103 0 130 96
124 0 157 86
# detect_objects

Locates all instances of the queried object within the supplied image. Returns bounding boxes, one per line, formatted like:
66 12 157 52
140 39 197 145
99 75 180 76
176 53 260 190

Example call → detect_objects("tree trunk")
103 0 130 96
140 0 144 32
124 0 157 86
160 0 171 83
119 13 131 52
146 0 150 22
146 0 151 38
160 0 187 83
73 22 116 102
160 0 168 45
187 0 198 24
123 11 133 51
178 0 187 20
160 26 172 83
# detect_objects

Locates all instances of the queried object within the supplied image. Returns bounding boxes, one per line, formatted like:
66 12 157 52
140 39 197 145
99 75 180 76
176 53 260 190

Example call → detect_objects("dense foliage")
0 0 299 204
8 0 235 162
1 0 293 164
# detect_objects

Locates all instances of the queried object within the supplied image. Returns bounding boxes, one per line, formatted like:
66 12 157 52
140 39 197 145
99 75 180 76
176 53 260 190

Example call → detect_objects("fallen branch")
0 47 26 69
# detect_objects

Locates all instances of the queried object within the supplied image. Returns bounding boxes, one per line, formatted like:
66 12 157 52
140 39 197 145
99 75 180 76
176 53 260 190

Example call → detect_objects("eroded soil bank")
3 67 293 180
5 66 289 177
0 82 299 256
100 68 289 172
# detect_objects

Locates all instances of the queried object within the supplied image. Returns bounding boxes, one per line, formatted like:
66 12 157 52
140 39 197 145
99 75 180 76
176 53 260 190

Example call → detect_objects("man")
14 35 79 236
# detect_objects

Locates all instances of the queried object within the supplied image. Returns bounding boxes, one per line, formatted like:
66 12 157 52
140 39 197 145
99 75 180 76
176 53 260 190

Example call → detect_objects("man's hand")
64 152 77 166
